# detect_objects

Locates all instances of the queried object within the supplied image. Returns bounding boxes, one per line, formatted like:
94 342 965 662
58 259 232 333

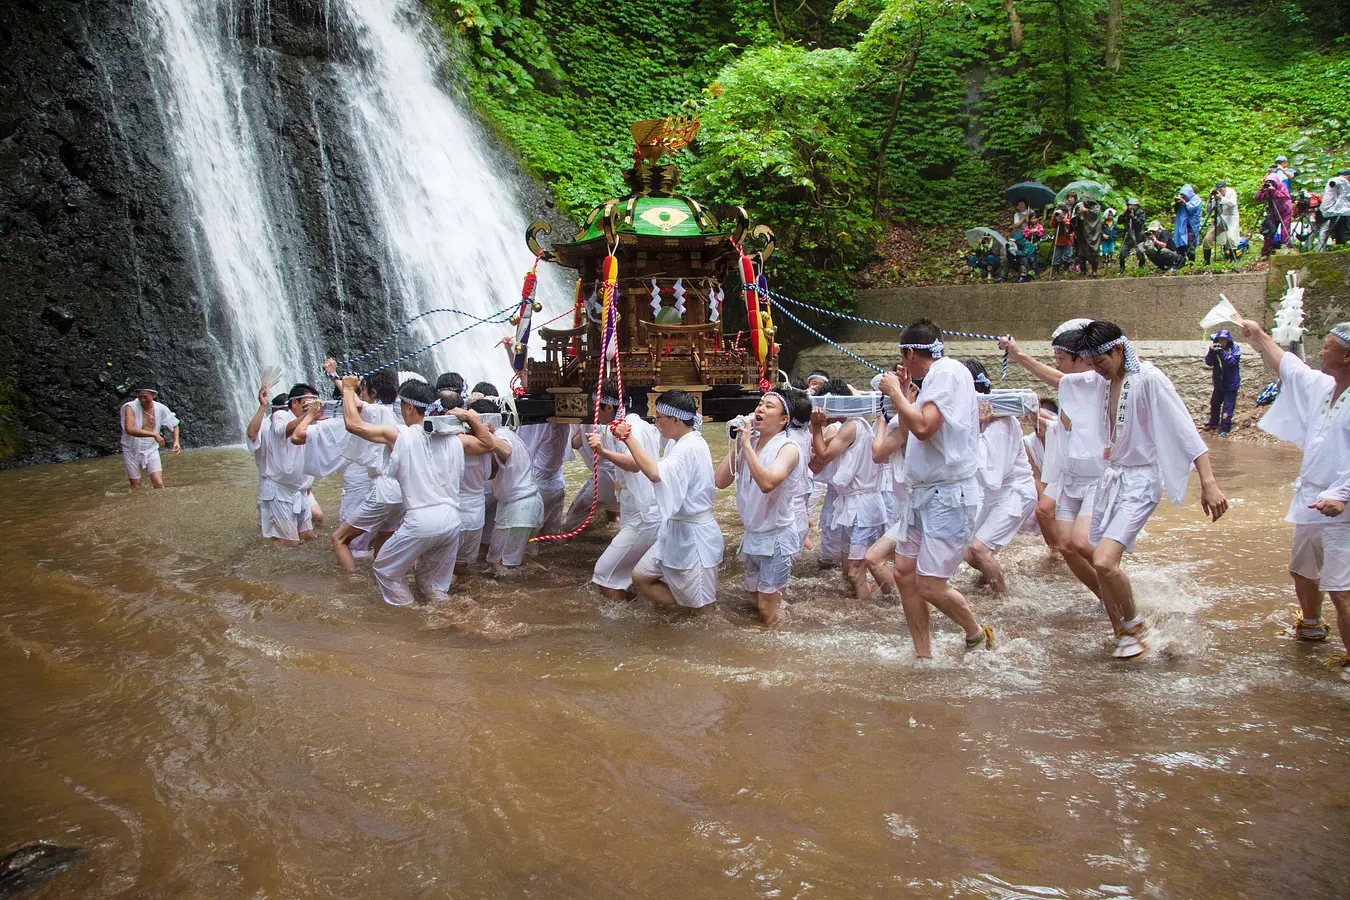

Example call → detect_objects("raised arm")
999 336 1064 388
872 412 906 464
809 415 856 468
1239 319 1285 374
340 375 398 447
880 372 943 441
290 401 319 445
246 386 268 443
742 434 798 494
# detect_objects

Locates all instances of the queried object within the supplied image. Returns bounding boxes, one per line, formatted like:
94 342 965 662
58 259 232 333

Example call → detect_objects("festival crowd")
967 158 1350 282
118 315 1350 669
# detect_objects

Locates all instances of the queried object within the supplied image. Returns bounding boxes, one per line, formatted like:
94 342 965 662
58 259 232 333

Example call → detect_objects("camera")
727 416 747 439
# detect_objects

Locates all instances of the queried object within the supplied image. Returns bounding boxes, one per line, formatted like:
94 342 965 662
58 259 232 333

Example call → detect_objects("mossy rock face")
1267 251 1350 334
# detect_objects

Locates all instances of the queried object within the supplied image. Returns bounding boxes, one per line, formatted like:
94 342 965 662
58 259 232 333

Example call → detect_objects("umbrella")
965 227 1006 250
1004 181 1056 209
1055 180 1108 203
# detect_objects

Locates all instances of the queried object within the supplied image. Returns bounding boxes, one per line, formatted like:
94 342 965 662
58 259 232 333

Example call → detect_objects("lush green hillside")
433 0 1350 304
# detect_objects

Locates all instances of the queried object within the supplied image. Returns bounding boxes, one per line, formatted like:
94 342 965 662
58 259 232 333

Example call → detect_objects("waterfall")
139 0 324 426
139 0 560 431
330 0 560 388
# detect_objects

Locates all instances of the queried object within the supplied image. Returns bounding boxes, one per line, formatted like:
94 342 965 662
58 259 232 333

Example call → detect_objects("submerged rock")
0 843 82 897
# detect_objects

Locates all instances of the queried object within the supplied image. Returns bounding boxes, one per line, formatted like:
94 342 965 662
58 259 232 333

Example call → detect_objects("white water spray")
330 0 561 387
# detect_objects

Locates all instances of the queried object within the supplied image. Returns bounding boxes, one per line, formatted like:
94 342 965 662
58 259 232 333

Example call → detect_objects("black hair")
270 393 289 409
1051 328 1085 353
398 379 436 407
288 383 319 402
1039 396 1060 414
898 317 942 358
655 388 697 416
472 381 499 397
435 372 465 394
789 376 808 391
468 398 499 415
815 377 854 397
594 377 622 403
364 369 399 405
962 359 991 394
1077 321 1125 356
782 388 813 428
437 389 462 411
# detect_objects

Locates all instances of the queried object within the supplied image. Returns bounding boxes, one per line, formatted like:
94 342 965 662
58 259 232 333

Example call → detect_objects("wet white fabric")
901 356 981 486
592 518 661 590
298 417 374 524
1259 352 1350 525
884 416 910 528
633 545 718 608
1052 371 1109 485
735 431 804 557
1289 523 1350 592
743 547 793 594
650 430 724 570
1053 480 1098 523
259 494 312 542
1090 463 1162 552
1023 431 1044 474
459 451 493 531
372 425 463 605
455 527 484 565
122 447 162 478
889 479 981 578
119 400 178 455
564 425 618 531
254 411 313 539
1097 361 1208 506
787 429 814 542
487 526 532 567
605 414 662 525
824 418 888 530
491 429 544 531
363 404 406 507
518 423 571 495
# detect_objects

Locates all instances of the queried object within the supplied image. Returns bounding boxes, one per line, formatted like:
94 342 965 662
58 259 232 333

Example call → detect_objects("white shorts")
1053 477 1099 523
347 495 403 535
846 523 886 561
974 486 1037 552
123 447 162 479
889 484 980 579
1290 523 1350 592
488 526 532 568
820 523 847 563
1089 466 1162 553
633 546 718 608
373 508 461 606
742 548 795 594
456 527 484 564
259 495 313 542
592 518 660 590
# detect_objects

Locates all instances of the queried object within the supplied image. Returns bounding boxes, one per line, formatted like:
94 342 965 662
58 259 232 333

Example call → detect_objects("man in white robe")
1243 319 1350 663
486 425 544 577
119 387 180 488
878 319 996 659
1000 322 1104 599
626 389 724 612
247 383 324 546
1077 321 1229 659
714 390 808 625
517 423 570 545
338 376 496 605
585 380 663 601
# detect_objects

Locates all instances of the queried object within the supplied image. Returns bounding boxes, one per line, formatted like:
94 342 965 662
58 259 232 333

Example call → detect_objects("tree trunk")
871 44 921 220
1004 0 1023 50
1105 0 1122 71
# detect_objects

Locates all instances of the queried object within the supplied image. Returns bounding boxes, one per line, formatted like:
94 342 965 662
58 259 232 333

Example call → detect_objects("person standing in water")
1242 319 1350 663
714 390 810 626
625 389 724 614
877 319 996 660
119 386 180 488
1076 321 1229 659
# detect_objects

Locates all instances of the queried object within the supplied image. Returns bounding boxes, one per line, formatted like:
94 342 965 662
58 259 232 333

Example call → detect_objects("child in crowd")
1101 209 1118 266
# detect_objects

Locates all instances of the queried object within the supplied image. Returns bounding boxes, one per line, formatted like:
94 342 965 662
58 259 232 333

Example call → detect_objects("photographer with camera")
1051 197 1076 277
1203 181 1241 264
1317 169 1350 251
1173 185 1203 264
1117 198 1148 273
1204 329 1242 435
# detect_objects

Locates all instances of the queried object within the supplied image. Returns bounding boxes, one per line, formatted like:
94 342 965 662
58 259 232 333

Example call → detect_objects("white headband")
1084 336 1141 373
655 400 702 430
1331 326 1350 347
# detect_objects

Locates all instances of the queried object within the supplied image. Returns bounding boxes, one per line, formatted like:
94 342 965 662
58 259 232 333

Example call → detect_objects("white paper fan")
1199 294 1242 334
260 364 283 392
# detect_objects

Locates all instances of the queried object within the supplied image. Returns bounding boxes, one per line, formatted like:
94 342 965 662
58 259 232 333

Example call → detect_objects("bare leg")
598 586 630 602
865 536 898 596
331 522 365 573
309 495 325 527
1058 518 1103 599
963 540 1007 595
756 590 783 626
1092 539 1132 632
298 529 315 543
918 575 980 637
1035 498 1059 552
371 530 393 557
1331 591 1350 654
633 570 678 609
149 472 165 489
128 478 142 489
1292 572 1324 622
844 558 873 601
894 554 931 657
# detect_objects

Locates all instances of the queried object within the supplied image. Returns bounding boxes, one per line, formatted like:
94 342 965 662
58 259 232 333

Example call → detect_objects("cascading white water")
330 0 563 389
138 0 325 426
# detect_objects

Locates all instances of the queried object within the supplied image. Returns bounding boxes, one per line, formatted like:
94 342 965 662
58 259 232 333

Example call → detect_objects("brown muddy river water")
1 435 1348 898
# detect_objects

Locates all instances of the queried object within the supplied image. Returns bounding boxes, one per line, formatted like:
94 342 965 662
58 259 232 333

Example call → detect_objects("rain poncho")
1322 174 1350 217
1256 177 1292 255
1205 186 1241 248
1073 199 1103 252
1172 185 1203 248
1205 330 1241 391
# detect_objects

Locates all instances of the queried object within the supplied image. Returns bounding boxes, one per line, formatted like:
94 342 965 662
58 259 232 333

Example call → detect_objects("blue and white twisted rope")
346 307 519 380
752 285 1008 380
335 304 518 374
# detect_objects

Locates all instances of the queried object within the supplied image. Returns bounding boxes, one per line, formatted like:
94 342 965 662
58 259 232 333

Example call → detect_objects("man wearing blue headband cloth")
1077 321 1228 660
1242 318 1350 665
119 385 180 489
585 378 663 601
624 389 724 613
877 319 996 660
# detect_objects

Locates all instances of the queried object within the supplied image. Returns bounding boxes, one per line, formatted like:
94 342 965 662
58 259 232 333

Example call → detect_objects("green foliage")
432 0 1350 302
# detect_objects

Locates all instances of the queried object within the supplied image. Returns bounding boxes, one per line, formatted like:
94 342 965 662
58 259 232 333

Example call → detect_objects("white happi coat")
492 428 545 529
604 414 662 526
1096 361 1209 509
518 423 571 496
978 415 1037 505
1259 353 1350 524
901 356 982 512
824 417 888 529
736 430 805 558
650 430 724 571
120 400 178 462
1046 370 1109 498
884 415 909 526
254 410 311 511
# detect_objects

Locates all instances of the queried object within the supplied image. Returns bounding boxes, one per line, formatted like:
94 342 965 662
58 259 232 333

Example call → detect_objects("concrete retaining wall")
839 273 1267 343
1268 252 1350 335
